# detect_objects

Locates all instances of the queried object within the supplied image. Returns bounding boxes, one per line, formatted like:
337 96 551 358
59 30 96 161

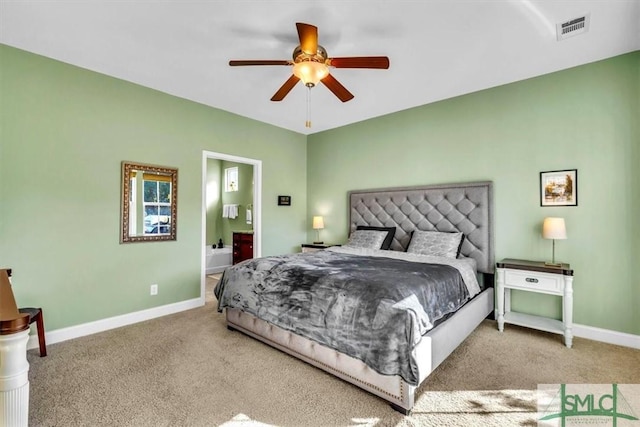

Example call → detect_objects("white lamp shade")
293 62 329 86
312 216 324 230
542 217 567 240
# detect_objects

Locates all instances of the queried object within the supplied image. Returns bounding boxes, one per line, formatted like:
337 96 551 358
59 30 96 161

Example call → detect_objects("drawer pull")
525 278 539 283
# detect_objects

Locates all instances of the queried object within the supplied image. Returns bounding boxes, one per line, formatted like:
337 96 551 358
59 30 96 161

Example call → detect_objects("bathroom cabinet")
232 232 253 265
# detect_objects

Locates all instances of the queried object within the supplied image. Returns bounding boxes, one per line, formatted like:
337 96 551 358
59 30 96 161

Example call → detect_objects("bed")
214 181 494 414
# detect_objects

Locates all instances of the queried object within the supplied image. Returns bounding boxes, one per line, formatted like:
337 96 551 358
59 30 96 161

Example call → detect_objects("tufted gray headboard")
348 181 494 274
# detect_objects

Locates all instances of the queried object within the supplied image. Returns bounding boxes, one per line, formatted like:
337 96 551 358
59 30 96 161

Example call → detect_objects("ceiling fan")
229 22 390 103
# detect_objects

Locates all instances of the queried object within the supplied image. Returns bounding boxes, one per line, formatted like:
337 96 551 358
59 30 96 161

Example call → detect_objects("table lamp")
312 216 324 244
542 217 567 267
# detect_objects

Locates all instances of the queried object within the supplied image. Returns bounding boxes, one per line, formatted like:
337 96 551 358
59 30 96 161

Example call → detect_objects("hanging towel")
223 204 239 219
228 204 238 219
222 204 239 219
246 208 252 225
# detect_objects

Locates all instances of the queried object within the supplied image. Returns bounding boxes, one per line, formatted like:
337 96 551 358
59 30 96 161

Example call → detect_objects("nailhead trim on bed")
227 310 407 403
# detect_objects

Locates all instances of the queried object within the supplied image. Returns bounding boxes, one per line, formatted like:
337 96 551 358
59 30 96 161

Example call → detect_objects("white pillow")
344 230 388 249
406 230 463 258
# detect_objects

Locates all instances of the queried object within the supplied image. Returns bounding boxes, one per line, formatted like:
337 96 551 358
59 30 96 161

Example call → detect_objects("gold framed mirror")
120 161 178 243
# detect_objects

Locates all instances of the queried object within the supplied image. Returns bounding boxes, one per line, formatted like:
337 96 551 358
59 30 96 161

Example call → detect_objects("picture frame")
540 169 578 207
278 195 291 206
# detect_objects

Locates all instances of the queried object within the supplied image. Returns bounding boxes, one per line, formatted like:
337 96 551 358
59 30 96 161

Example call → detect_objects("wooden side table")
496 258 574 348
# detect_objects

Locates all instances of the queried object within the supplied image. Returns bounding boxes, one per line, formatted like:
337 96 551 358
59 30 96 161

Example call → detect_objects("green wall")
205 159 222 246
0 44 307 331
1 43 637 338
205 159 254 247
307 52 640 335
220 161 254 244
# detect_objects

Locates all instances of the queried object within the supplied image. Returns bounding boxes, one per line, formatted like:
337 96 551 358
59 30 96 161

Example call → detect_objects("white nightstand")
496 258 574 348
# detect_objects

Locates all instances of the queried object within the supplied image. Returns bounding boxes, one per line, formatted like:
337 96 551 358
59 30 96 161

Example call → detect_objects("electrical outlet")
150 284 158 296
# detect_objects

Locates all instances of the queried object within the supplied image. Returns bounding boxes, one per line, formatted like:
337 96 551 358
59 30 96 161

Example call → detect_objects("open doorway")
201 151 262 303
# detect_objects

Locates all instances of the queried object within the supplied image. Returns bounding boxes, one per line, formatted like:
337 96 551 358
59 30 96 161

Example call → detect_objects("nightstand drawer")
504 270 563 293
301 243 339 253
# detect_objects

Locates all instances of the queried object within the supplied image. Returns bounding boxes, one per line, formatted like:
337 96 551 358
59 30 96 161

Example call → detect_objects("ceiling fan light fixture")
292 61 329 87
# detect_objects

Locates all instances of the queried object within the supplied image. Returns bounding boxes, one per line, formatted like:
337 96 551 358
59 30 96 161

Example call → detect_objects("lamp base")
313 241 324 245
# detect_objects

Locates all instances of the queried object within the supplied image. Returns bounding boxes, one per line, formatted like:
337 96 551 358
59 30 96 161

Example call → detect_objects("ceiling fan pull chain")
305 86 312 128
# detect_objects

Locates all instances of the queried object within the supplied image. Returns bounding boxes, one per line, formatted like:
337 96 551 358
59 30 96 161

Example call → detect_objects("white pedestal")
0 329 30 427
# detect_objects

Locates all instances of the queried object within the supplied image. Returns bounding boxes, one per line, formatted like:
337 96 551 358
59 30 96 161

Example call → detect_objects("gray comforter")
214 247 480 385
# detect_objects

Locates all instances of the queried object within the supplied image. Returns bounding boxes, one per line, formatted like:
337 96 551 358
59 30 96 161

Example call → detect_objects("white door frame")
201 150 262 303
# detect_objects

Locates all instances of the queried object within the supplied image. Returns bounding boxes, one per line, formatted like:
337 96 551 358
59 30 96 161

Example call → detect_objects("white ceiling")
1 1 638 135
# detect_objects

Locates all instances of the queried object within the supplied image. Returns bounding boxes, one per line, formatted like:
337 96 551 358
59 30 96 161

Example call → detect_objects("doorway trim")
201 150 262 303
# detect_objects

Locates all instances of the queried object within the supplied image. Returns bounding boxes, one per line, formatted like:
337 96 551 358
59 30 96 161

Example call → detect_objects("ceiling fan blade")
296 22 318 55
271 75 300 101
321 74 354 102
328 57 390 69
229 60 291 66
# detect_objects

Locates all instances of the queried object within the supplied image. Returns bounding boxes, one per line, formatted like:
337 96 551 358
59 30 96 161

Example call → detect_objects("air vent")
556 14 590 41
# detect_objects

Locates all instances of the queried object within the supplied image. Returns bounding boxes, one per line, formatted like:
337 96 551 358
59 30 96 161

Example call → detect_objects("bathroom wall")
205 158 223 246
220 161 254 245
206 160 254 248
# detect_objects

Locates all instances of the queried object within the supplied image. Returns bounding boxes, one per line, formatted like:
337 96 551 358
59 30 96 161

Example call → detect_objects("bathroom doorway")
201 150 262 303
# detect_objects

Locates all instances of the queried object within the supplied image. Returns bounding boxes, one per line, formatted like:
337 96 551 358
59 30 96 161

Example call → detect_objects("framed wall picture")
278 195 291 206
540 169 578 207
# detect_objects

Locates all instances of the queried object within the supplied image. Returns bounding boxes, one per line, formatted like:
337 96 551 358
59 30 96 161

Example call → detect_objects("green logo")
539 384 639 426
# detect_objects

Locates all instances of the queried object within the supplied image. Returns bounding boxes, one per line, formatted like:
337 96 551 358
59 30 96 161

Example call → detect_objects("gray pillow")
406 230 464 258
345 230 388 249
356 226 396 250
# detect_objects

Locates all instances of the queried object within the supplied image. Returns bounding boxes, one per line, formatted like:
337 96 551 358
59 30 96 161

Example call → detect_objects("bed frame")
224 181 495 414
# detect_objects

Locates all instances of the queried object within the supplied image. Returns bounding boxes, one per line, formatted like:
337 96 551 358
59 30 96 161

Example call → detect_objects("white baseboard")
573 323 640 349
27 297 203 351
28 301 639 352
206 265 230 275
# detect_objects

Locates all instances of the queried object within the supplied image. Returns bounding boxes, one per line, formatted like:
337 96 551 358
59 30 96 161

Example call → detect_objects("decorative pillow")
344 230 388 250
406 230 464 258
356 226 396 250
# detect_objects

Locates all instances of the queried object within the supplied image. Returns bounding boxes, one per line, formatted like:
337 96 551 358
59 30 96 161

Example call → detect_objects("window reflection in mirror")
121 161 178 243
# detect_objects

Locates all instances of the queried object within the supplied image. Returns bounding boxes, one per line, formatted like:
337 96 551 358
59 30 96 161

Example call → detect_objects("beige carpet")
26 276 640 426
